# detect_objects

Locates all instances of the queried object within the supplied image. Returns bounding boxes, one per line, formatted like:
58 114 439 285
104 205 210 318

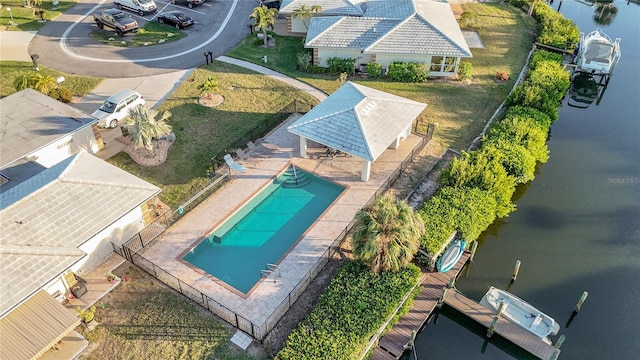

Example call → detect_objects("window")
430 56 458 73
430 56 443 72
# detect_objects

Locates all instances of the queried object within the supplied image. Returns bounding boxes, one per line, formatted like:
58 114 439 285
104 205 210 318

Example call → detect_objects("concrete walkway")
217 56 328 102
0 31 38 61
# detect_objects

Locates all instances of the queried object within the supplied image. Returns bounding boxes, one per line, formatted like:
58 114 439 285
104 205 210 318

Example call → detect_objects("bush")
479 141 537 184
529 50 563 70
485 113 550 163
297 51 312 72
276 262 421 360
440 150 517 218
458 62 473 80
386 62 428 83
366 62 382 77
533 2 579 49
48 86 73 103
326 57 357 74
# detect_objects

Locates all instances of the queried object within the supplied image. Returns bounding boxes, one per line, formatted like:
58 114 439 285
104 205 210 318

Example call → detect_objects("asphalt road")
28 0 258 77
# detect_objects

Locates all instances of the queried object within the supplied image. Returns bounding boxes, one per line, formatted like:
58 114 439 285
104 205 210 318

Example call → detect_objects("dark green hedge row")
276 262 422 360
532 2 580 49
418 50 566 253
506 50 571 122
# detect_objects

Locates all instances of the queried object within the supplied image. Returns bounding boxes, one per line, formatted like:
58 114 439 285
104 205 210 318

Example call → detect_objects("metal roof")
305 0 472 57
287 81 426 161
0 290 80 360
0 88 97 169
0 150 160 316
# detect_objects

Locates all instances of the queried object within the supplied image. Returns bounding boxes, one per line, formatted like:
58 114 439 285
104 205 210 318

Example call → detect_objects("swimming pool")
183 167 344 294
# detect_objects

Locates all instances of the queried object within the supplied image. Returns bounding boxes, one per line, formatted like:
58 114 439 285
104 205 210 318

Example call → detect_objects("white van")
92 89 145 128
114 0 157 16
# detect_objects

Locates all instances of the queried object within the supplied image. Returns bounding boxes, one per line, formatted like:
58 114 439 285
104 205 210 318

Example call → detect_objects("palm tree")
250 5 278 46
125 105 173 153
14 72 57 94
352 194 424 274
197 76 219 99
292 4 322 29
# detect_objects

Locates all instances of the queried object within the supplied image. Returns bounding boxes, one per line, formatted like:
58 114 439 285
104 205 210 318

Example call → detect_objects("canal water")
408 1 640 359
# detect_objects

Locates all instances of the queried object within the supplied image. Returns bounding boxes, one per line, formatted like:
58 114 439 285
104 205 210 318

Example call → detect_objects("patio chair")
224 154 246 173
236 148 248 160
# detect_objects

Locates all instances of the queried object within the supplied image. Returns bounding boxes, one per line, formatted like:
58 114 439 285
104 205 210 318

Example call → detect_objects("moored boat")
574 28 621 75
480 286 560 343
436 239 466 272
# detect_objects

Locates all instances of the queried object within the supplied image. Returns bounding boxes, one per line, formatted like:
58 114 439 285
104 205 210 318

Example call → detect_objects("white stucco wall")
291 17 310 33
29 125 99 168
317 48 361 67
42 206 146 298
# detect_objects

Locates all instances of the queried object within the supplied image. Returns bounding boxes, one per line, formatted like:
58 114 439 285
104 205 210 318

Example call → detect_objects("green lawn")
0 1 78 31
227 3 536 154
80 265 265 360
107 62 318 208
88 21 185 47
0 61 104 98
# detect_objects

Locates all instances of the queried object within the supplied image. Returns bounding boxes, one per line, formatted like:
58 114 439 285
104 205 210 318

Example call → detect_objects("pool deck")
142 114 425 334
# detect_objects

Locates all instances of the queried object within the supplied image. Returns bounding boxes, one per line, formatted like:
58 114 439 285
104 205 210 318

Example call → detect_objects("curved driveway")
28 0 255 77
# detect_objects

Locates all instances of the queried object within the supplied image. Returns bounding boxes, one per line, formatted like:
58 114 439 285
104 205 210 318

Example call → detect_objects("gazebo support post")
361 160 371 182
299 136 307 158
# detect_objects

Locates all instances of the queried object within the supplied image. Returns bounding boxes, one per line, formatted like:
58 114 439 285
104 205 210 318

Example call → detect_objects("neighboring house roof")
0 151 161 317
0 290 80 360
305 0 472 57
0 88 96 170
287 81 426 161
280 0 365 16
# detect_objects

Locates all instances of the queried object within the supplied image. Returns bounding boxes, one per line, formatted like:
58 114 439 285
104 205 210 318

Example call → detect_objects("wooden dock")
370 250 560 360
443 290 560 360
372 252 471 359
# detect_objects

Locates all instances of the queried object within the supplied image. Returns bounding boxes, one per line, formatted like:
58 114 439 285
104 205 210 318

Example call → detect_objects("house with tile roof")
278 0 472 76
0 88 105 191
288 81 426 181
0 150 162 359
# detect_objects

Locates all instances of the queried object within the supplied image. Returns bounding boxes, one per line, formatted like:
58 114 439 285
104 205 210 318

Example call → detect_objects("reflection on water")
566 72 609 108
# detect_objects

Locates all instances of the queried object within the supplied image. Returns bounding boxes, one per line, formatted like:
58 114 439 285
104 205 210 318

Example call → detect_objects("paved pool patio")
140 114 427 338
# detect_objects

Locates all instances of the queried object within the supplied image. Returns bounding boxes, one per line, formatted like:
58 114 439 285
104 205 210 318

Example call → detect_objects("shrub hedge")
276 262 421 360
532 2 579 49
419 47 570 252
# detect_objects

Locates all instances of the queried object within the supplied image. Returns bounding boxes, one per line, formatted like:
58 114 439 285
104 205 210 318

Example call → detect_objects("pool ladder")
260 263 281 281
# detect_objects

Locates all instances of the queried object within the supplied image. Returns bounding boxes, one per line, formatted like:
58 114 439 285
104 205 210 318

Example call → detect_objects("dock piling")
448 276 456 289
437 287 447 309
470 241 478 261
486 316 498 337
511 260 521 282
496 300 506 317
574 291 588 313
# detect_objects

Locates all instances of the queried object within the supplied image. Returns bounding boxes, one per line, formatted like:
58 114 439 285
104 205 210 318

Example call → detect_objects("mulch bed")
116 133 175 167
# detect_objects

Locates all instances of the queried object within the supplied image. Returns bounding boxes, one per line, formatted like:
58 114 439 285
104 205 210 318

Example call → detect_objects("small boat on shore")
480 286 560 343
436 239 466 272
574 28 621 75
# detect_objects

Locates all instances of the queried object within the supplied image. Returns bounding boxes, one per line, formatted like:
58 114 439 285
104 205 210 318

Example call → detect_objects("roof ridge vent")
361 101 377 114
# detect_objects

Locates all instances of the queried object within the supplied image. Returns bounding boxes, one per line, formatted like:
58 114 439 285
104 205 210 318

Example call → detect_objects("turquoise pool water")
183 167 344 294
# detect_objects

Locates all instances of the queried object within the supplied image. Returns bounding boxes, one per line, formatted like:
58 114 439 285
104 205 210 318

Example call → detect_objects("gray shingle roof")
287 81 426 161
304 0 472 57
280 0 365 16
0 88 96 169
0 151 160 316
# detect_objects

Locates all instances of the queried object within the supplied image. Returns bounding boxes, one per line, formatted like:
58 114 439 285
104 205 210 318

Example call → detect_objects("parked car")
259 0 280 10
92 89 145 128
157 11 194 29
170 0 204 9
92 9 139 37
114 0 157 16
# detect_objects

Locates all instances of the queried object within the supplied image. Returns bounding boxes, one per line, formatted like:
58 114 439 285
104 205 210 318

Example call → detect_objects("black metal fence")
211 100 313 168
113 120 435 342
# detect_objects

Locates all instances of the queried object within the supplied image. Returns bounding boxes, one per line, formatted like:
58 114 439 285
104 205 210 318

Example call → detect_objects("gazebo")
287 81 427 181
